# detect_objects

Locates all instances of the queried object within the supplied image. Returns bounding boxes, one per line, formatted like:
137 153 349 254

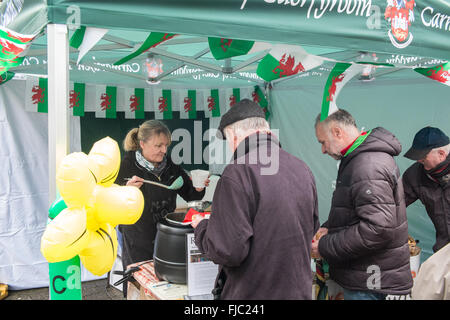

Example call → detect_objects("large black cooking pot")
153 211 193 284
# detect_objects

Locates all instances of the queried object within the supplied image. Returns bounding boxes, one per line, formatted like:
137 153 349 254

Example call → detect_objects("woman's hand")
194 178 210 192
126 175 144 188
191 214 205 228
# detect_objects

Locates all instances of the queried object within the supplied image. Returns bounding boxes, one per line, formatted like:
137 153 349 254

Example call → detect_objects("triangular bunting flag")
0 26 35 74
252 86 270 120
113 32 177 66
153 89 173 120
257 44 323 82
414 62 450 87
208 38 272 60
95 85 117 119
179 89 197 119
70 26 108 64
25 77 48 113
123 87 146 119
0 71 14 85
320 63 365 121
203 89 221 118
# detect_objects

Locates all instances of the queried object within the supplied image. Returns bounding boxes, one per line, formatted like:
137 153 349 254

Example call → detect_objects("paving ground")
3 278 125 300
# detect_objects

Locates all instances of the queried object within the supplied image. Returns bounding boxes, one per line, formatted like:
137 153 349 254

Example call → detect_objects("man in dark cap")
402 127 450 252
191 99 319 299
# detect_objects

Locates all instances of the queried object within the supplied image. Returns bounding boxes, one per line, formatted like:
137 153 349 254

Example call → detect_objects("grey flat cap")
216 99 265 140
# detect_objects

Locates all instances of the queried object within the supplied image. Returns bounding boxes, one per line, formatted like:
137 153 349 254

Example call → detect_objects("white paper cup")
191 169 209 188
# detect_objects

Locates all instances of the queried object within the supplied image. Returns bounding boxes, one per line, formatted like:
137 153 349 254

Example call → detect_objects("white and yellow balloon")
41 137 144 275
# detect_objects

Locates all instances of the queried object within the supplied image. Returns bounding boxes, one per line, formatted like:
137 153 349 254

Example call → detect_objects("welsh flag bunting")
70 26 108 64
114 32 177 66
0 71 14 85
257 44 323 82
123 87 146 119
224 88 241 113
153 89 173 120
69 82 86 116
0 26 35 74
25 77 48 113
203 89 221 118
252 86 270 120
95 85 117 119
178 89 197 119
320 63 366 121
414 62 450 87
208 38 272 60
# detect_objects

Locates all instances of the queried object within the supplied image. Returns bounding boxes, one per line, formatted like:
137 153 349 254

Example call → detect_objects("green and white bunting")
320 63 366 121
123 87 146 119
153 88 173 120
203 89 221 118
95 85 117 119
414 62 450 87
114 32 177 66
0 26 35 74
178 89 197 119
70 26 108 64
208 38 272 60
25 76 48 113
69 82 85 116
252 86 270 120
257 44 323 82
224 88 241 113
0 71 15 85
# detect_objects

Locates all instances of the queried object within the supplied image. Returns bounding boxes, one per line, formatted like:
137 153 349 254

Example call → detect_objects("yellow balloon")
79 224 118 276
56 152 96 208
41 207 89 262
94 185 144 226
87 137 121 187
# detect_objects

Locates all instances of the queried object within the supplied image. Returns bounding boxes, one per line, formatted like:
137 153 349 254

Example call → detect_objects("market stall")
0 0 449 294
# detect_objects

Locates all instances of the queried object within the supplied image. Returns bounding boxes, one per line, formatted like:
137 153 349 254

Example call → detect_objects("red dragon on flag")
426 64 450 84
32 85 45 104
158 97 168 112
129 94 140 112
69 90 80 108
229 95 237 107
207 96 216 111
100 93 112 110
220 38 233 52
183 97 192 112
272 53 306 78
326 74 345 102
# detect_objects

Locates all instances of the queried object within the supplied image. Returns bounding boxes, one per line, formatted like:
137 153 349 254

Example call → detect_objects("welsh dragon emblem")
69 90 80 108
272 54 306 78
158 97 168 112
326 74 345 102
31 85 45 104
207 96 216 111
129 94 140 112
183 97 192 112
100 93 112 110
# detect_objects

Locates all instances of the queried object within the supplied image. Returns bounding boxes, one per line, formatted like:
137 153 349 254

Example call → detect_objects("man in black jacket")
402 127 450 253
312 109 412 300
192 99 320 299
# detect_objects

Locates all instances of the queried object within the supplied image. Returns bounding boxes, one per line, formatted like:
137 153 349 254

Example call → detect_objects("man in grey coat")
191 99 320 300
312 109 413 300
402 127 450 253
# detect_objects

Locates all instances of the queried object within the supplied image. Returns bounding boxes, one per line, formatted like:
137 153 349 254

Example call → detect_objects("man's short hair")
315 109 357 129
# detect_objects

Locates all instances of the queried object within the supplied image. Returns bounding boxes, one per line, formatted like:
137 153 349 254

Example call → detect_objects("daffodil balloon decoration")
41 137 144 276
